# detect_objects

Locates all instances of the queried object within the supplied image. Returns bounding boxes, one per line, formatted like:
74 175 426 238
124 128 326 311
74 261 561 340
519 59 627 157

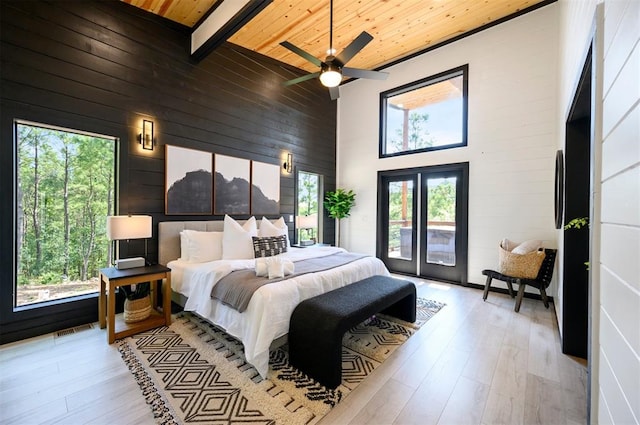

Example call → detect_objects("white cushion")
511 239 543 254
500 238 518 252
267 256 285 279
180 231 188 261
258 216 290 247
222 215 257 259
180 230 223 263
255 257 268 277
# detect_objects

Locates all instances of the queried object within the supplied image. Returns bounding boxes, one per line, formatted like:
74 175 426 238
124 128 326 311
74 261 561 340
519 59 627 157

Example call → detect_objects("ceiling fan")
280 0 389 100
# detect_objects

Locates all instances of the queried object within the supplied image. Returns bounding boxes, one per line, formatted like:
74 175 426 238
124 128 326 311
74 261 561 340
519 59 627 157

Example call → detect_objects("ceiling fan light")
320 69 342 87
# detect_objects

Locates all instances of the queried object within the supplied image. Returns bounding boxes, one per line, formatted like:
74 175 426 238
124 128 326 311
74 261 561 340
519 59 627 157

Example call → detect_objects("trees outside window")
16 121 116 306
380 65 468 157
296 171 321 243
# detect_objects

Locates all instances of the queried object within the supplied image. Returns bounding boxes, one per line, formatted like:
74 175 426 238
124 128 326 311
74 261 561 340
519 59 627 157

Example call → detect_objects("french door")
378 163 468 284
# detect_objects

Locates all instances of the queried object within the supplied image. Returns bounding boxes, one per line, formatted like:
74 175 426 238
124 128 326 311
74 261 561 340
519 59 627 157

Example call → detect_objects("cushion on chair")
511 239 543 254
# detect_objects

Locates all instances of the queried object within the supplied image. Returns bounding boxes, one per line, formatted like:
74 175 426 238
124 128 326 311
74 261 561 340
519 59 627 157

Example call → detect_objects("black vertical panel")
0 0 336 343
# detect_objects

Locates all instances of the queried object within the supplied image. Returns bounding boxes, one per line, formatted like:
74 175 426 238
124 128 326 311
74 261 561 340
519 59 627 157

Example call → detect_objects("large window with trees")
380 65 468 157
296 171 322 245
15 121 116 307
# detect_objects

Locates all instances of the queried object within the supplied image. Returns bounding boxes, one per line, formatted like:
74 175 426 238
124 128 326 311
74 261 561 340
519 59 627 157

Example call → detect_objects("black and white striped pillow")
252 235 288 258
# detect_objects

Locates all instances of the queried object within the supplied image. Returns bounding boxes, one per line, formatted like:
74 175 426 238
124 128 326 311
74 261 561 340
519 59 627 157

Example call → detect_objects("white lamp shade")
106 215 152 240
296 213 318 229
319 69 342 87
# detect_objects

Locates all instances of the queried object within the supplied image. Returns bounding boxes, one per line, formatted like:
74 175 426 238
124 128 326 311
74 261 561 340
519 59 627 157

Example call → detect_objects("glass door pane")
420 164 468 284
388 180 414 260
378 174 417 275
425 177 457 266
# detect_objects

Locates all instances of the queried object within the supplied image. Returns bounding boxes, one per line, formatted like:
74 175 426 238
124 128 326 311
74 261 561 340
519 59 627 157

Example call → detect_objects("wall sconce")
140 119 154 150
283 152 293 173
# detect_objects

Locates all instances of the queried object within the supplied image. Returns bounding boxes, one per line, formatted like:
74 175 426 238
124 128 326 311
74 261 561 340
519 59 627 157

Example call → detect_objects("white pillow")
511 239 543 254
222 215 257 259
258 216 290 247
255 257 268 277
500 238 518 252
180 231 189 260
181 230 223 263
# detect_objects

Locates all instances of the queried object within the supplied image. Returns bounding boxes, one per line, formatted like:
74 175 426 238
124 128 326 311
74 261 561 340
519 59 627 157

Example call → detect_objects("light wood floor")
0 279 587 425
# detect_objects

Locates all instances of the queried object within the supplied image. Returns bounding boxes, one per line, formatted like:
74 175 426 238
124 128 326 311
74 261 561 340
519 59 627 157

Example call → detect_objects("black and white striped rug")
118 298 445 425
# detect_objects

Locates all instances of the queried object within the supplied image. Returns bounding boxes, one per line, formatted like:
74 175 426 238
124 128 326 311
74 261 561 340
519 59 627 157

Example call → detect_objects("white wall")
557 0 639 422
337 5 559 287
598 0 639 423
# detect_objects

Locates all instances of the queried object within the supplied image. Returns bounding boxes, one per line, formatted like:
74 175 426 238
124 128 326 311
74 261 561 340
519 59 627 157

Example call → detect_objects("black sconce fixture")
283 152 293 173
140 119 154 150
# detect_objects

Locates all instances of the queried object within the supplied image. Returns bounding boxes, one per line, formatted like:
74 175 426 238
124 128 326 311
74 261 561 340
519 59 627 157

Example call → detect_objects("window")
15 121 116 307
296 171 322 244
380 65 468 157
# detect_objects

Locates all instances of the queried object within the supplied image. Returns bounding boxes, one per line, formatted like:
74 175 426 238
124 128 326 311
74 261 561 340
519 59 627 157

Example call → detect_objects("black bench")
288 275 416 389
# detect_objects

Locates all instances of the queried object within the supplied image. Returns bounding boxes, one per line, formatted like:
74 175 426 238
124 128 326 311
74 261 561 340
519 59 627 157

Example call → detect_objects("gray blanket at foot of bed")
211 252 368 312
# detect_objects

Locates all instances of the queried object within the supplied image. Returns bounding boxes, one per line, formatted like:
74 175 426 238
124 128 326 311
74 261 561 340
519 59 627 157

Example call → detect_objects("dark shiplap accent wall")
0 0 336 342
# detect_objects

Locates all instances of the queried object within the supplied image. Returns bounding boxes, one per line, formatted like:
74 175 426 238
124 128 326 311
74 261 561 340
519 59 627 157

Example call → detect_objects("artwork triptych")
165 145 281 216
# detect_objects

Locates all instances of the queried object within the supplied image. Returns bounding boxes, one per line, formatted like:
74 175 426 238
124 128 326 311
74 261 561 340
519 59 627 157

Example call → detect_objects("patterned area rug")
118 298 445 425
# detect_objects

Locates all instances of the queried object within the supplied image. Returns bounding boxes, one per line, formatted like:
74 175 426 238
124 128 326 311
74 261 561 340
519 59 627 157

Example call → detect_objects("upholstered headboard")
158 219 281 266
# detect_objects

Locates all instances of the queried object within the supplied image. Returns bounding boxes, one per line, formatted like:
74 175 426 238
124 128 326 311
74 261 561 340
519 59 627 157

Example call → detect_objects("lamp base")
115 257 146 270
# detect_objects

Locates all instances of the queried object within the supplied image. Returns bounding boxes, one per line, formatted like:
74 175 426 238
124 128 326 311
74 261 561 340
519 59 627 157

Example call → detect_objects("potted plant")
121 283 151 323
324 188 356 247
565 216 590 269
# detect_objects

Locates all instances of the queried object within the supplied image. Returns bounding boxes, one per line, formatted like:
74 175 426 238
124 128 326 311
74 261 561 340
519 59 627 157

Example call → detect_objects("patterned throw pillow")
252 235 288 258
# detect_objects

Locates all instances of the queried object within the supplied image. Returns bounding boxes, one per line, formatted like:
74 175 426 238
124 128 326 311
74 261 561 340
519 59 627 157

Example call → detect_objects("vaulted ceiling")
123 0 550 73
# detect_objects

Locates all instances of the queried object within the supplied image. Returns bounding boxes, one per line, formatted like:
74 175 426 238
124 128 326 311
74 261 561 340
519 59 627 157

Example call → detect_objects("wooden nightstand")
99 265 171 343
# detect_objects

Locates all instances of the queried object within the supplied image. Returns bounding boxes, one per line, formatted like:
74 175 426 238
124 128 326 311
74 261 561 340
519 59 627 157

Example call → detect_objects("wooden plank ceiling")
123 0 548 73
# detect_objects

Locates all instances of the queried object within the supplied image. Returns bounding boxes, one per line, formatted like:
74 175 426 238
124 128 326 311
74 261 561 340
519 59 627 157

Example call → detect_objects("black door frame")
419 163 469 284
377 172 418 274
377 162 469 284
562 45 592 360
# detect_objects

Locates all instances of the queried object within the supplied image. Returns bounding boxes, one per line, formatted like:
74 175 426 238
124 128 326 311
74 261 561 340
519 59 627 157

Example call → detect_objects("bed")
158 217 390 378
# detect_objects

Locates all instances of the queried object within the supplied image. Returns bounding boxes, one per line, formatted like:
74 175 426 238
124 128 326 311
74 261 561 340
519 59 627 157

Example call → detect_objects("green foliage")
298 172 319 216
297 172 320 241
564 217 589 230
565 216 590 270
387 181 413 221
16 123 115 288
324 189 356 220
388 111 435 152
39 271 63 285
324 189 356 246
427 179 456 221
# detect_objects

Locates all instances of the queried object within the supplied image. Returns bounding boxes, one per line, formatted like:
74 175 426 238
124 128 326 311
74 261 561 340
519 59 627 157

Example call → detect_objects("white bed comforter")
167 246 389 377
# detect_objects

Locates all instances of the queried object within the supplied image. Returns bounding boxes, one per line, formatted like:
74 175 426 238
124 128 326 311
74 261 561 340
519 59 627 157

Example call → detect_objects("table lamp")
296 213 318 246
106 215 152 269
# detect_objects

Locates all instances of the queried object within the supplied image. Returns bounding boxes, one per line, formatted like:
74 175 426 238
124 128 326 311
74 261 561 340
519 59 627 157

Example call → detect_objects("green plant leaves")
324 189 356 219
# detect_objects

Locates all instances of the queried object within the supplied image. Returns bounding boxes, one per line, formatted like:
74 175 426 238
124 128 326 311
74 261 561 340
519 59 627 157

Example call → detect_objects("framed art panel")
165 145 212 215
214 154 250 215
251 161 280 215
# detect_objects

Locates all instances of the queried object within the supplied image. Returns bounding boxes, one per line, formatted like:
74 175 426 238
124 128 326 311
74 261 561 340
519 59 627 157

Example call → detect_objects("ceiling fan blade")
283 72 321 86
342 67 389 80
329 86 340 100
280 41 323 67
335 31 374 65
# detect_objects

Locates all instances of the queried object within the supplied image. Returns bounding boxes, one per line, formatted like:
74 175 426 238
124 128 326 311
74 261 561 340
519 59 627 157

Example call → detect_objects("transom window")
380 65 468 157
